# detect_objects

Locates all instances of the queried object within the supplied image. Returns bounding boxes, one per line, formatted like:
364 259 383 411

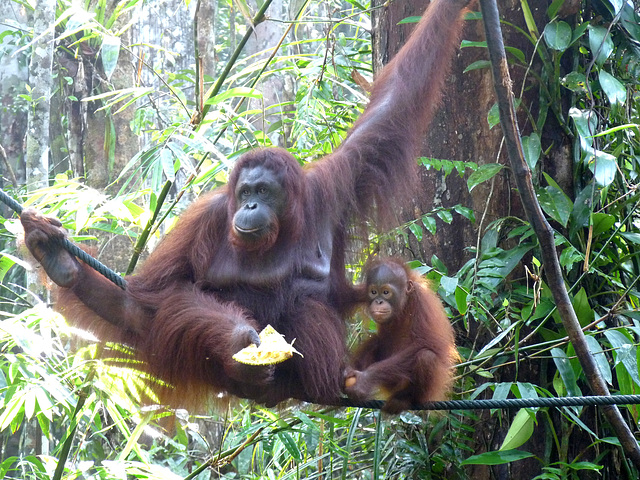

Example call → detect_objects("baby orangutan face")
365 262 413 325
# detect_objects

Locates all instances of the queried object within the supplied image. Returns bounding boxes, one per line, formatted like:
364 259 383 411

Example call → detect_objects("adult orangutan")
20 0 471 408
344 258 458 413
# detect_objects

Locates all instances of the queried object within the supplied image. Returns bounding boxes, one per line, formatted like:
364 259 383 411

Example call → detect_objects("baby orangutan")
344 258 458 413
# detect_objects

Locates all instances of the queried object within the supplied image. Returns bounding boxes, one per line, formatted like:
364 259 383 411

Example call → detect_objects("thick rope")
335 394 640 411
0 189 127 289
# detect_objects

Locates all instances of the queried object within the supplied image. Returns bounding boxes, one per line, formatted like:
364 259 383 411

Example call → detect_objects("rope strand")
0 189 127 289
334 394 640 411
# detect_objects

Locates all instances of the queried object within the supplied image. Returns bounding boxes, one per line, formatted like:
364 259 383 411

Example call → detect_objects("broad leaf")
499 409 535 451
599 70 626 106
101 35 121 81
544 21 572 51
522 133 541 170
586 150 617 186
569 108 597 142
585 335 613 385
604 330 640 387
467 163 504 192
462 449 535 465
588 25 614 66
551 348 581 397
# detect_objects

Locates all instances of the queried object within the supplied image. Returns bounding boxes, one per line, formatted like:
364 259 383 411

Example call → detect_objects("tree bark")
25 0 56 191
0 4 28 190
372 0 543 270
245 0 293 146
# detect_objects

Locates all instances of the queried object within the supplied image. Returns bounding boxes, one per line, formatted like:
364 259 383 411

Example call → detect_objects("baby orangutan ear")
406 279 415 295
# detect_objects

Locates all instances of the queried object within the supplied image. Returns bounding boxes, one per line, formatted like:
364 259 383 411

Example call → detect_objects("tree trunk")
245 0 293 146
0 4 28 191
25 0 56 191
372 0 546 272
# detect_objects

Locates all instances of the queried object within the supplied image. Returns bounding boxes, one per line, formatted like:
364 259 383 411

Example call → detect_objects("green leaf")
487 103 500 129
454 205 475 222
567 462 603 472
569 108 597 141
561 71 588 93
437 210 453 224
522 133 541 170
520 0 539 36
278 431 302 462
493 382 513 401
569 184 593 230
461 449 535 466
604 330 640 387
591 212 616 237
0 393 25 431
543 21 572 51
397 16 421 25
0 255 17 284
23 389 36 420
586 150 616 186
467 163 504 192
620 232 640 244
591 123 640 137
547 0 567 18
36 412 50 439
621 3 640 41
159 147 176 182
461 40 488 49
551 348 581 396
35 388 54 422
615 360 633 395
505 46 526 64
205 87 262 106
588 25 614 66
572 288 593 328
516 382 538 400
101 34 121 81
605 0 624 14
499 409 535 451
422 216 436 234
409 222 423 241
455 286 468 315
536 188 570 227
464 60 491 73
539 174 572 227
166 141 194 174
440 276 458 296
599 70 627 105
585 335 613 385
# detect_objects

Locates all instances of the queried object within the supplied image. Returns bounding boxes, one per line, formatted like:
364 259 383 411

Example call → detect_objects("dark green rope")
0 189 127 289
0 188 23 215
335 394 640 411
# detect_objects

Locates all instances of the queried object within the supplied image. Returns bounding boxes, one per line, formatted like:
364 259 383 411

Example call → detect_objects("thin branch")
0 144 18 188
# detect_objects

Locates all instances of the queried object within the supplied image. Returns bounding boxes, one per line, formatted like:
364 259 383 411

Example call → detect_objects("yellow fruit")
232 325 303 365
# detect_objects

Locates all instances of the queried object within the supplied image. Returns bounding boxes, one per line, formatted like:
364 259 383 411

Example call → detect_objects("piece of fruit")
232 324 303 365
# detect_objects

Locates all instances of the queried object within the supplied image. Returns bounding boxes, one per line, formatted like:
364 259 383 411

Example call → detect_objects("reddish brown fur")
345 258 459 413
21 0 470 410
